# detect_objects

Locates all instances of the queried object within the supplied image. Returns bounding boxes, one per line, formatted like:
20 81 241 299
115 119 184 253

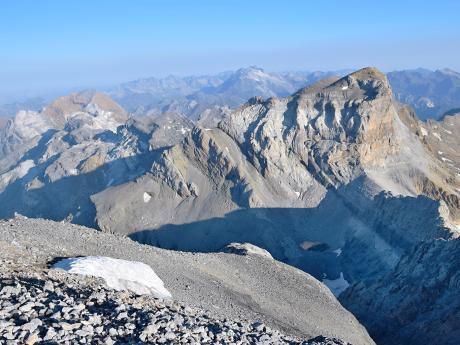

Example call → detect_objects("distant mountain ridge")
388 68 460 119
2 67 459 123
0 97 46 119
106 66 460 122
107 66 343 120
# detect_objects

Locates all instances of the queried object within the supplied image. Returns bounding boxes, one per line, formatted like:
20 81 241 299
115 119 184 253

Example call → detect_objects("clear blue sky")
1 0 459 101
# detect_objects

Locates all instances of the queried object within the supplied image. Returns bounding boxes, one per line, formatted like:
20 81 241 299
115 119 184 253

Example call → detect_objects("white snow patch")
143 192 152 203
84 104 121 133
433 132 442 141
323 272 350 297
341 85 348 90
53 256 172 299
438 151 443 155
420 127 428 136
294 191 300 198
441 157 453 163
333 248 342 257
443 128 453 134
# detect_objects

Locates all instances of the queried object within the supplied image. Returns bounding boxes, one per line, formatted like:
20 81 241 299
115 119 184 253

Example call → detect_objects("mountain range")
388 68 460 119
105 66 460 122
1 67 460 344
0 68 460 344
2 67 460 125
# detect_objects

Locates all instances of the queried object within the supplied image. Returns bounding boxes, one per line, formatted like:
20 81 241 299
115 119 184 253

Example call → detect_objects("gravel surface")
0 269 348 344
0 217 374 344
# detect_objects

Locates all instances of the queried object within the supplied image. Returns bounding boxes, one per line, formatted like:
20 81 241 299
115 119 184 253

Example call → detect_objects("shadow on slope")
130 184 450 284
0 150 163 228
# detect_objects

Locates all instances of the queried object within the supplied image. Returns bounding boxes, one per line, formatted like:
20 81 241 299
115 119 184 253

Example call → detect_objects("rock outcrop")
222 242 274 259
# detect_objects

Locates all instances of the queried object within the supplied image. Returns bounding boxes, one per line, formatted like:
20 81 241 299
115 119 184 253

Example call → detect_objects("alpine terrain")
1 67 460 345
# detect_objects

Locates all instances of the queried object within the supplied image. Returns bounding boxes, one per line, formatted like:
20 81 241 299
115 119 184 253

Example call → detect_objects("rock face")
0 93 193 227
91 68 460 344
94 67 460 238
0 217 374 345
341 237 460 345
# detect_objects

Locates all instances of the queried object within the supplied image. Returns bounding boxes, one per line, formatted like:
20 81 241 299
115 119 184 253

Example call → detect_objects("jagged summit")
436 67 460 77
292 67 389 100
348 67 387 82
294 76 341 95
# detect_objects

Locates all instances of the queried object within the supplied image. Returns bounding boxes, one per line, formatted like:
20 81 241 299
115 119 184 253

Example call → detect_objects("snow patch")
438 151 443 155
341 85 348 90
441 157 453 163
143 192 152 203
433 132 442 141
443 128 453 134
333 248 342 257
420 127 428 136
53 256 172 299
323 272 349 297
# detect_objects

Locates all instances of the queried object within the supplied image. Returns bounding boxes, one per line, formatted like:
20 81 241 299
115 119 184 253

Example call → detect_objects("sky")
1 0 459 101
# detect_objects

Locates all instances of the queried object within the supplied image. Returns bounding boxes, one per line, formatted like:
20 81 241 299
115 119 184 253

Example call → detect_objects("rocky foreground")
0 217 374 344
0 270 345 344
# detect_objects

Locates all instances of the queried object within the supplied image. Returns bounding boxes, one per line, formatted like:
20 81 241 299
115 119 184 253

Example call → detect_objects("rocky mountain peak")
436 67 460 77
323 67 391 99
42 90 128 128
233 66 266 78
348 67 387 82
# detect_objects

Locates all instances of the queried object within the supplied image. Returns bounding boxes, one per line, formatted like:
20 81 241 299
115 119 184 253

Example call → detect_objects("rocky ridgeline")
0 268 347 345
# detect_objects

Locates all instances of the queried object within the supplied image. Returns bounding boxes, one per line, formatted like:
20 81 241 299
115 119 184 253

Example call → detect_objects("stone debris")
0 271 347 344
